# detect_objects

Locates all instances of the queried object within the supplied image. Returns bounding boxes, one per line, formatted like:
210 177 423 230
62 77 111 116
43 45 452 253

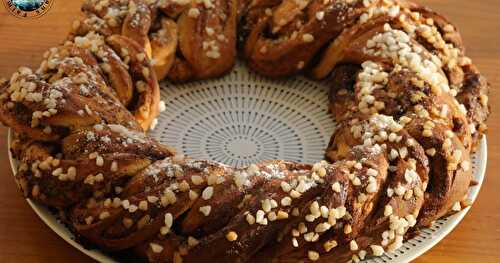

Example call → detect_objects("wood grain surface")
0 1 499 262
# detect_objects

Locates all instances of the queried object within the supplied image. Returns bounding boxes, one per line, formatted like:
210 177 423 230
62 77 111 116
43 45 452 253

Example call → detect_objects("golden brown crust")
169 0 238 82
0 55 142 141
106 35 161 130
242 0 363 78
11 124 173 209
456 65 490 149
150 18 178 80
321 0 478 231
72 0 238 83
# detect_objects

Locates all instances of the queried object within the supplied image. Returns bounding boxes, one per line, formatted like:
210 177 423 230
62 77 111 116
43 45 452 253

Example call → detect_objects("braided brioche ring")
0 0 490 262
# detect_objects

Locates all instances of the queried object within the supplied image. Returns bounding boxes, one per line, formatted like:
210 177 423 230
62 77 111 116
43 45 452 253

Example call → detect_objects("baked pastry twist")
0 0 490 262
70 0 238 82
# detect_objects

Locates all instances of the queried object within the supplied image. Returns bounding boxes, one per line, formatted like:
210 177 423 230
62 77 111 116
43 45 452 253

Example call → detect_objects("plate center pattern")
149 63 336 167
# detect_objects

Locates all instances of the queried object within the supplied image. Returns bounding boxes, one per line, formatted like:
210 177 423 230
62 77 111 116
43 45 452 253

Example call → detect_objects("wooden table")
0 1 499 262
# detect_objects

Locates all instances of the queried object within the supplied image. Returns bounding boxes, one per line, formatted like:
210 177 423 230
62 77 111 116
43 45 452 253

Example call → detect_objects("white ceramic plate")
8 62 488 262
